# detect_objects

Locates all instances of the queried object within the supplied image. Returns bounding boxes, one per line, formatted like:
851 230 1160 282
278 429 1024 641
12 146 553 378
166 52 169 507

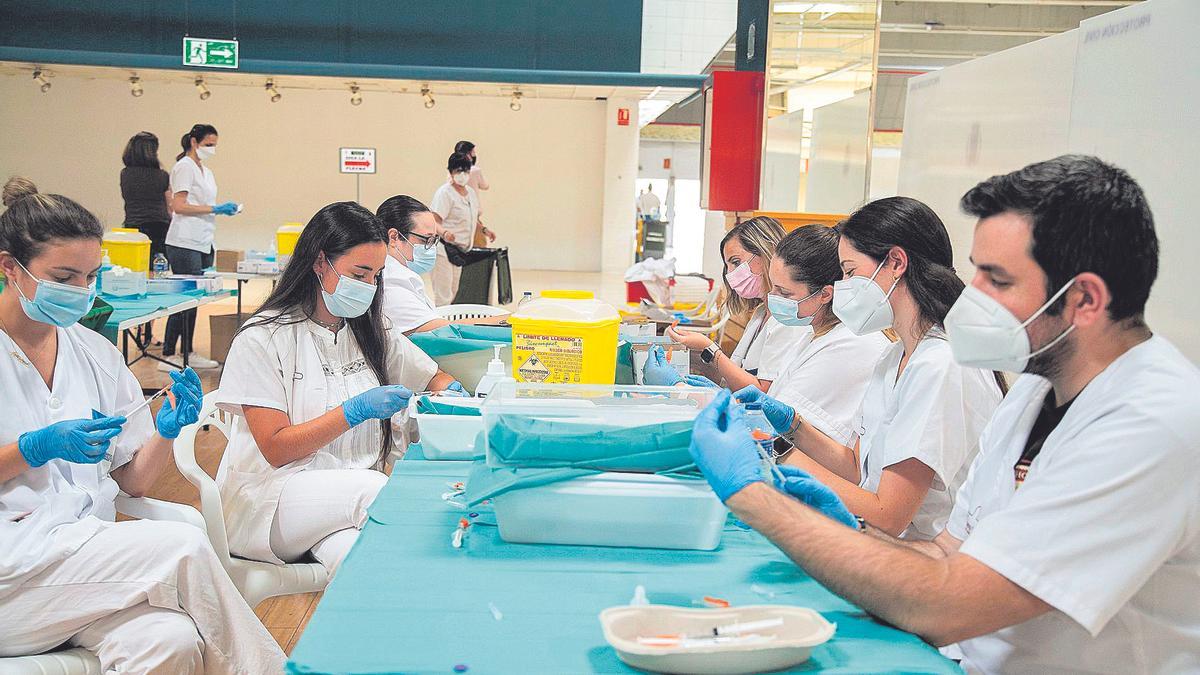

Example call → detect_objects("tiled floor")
126 268 619 652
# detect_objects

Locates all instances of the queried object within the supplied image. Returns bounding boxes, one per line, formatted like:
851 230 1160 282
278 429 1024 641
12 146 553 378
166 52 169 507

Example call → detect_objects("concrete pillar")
600 98 639 274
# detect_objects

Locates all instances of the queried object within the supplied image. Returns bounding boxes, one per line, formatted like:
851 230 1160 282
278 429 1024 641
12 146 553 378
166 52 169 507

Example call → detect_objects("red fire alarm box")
700 70 765 212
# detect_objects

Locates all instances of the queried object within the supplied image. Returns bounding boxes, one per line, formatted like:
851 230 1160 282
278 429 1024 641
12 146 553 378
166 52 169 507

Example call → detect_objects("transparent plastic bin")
412 397 485 460
492 472 727 550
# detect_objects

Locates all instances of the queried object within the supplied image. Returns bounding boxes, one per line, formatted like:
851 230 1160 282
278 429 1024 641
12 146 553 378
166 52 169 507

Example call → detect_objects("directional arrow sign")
183 37 239 69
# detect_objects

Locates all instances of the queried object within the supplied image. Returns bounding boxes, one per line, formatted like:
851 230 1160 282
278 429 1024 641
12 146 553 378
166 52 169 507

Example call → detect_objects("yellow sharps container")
276 223 304 262
103 228 151 274
509 290 620 384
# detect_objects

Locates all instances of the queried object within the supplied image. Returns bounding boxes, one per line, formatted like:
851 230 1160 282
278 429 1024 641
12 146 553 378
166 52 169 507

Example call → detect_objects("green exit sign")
183 37 239 69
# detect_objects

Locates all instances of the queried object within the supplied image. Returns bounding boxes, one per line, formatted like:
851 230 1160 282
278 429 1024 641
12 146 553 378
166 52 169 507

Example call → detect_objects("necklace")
309 314 345 333
0 311 53 367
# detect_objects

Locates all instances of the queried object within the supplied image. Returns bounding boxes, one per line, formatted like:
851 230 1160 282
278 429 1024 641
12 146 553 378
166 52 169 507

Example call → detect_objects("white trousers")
431 252 462 306
269 468 387 576
0 519 284 674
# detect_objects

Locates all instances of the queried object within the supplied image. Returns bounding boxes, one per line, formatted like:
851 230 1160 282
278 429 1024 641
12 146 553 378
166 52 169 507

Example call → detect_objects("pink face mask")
726 260 765 299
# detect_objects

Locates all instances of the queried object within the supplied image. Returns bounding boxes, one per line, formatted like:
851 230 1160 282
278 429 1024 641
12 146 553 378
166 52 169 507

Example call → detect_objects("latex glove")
688 389 765 502
343 385 413 427
665 325 714 352
643 345 683 386
212 201 239 216
18 413 127 467
156 368 203 440
683 374 720 389
440 381 469 398
775 464 857 528
733 386 795 436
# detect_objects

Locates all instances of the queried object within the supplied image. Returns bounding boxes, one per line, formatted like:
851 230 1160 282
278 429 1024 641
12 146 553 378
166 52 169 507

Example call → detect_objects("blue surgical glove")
18 414 127 467
156 368 203 440
688 389 766 502
733 386 795 435
343 385 413 427
643 345 683 386
684 374 720 389
446 381 466 394
775 464 857 528
212 201 239 216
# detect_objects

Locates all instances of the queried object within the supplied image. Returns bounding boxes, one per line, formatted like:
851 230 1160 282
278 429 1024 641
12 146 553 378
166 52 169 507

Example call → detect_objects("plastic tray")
492 472 727 550
600 605 835 675
411 397 485 460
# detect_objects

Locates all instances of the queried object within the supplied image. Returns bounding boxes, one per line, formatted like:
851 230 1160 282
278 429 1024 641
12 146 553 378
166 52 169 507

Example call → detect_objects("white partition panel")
1068 0 1200 359
806 91 871 214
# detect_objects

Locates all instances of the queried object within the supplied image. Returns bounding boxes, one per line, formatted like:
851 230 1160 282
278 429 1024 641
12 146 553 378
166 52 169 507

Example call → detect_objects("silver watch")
700 344 721 364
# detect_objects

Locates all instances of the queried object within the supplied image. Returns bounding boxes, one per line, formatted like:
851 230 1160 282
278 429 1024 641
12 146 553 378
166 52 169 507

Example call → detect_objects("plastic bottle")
151 252 169 278
474 345 515 398
516 291 533 312
98 249 112 293
743 401 782 482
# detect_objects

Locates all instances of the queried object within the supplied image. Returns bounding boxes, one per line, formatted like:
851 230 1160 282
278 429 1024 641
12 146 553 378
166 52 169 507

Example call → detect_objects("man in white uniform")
637 184 661 220
686 155 1199 672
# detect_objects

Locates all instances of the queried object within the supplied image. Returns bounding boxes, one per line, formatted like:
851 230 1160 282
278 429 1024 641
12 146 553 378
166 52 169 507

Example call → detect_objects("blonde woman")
647 216 809 392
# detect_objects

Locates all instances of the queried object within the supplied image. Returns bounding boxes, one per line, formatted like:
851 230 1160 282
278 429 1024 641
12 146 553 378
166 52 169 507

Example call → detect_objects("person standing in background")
119 132 171 261
162 123 239 371
429 152 482 306
638 184 662 220
453 140 496 247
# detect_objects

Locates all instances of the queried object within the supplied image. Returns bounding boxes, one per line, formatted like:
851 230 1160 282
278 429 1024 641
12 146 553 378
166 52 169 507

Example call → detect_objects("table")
215 271 279 316
100 289 234 372
287 462 960 674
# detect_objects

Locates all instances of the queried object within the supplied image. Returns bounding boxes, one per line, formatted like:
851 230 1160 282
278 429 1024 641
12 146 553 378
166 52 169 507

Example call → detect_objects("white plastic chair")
172 391 329 608
1 496 204 675
436 303 508 321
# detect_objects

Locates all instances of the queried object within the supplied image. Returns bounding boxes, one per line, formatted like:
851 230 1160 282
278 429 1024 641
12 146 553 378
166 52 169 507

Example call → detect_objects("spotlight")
421 86 435 109
510 90 523 112
349 84 362 106
195 77 211 100
32 69 50 93
129 76 143 98
265 79 281 103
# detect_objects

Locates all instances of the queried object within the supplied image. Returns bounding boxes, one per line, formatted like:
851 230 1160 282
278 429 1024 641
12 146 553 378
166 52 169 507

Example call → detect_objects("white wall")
600 98 639 274
0 71 607 272
805 90 871 214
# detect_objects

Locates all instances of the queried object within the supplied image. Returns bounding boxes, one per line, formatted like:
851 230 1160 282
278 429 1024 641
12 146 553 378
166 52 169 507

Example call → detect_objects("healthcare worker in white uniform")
687 155 1199 672
375 195 509 335
162 123 240 371
738 197 1004 539
216 202 463 576
0 178 284 672
429 152 483 306
653 216 809 391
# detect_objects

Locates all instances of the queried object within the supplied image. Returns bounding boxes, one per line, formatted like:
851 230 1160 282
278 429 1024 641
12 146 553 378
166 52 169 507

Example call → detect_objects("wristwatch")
700 344 721 364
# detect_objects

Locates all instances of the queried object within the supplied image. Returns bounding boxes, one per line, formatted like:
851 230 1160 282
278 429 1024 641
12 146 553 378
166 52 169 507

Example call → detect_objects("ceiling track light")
421 86 435 109
129 75 143 97
349 84 363 106
195 76 211 100
265 78 281 103
510 89 523 112
32 68 50 93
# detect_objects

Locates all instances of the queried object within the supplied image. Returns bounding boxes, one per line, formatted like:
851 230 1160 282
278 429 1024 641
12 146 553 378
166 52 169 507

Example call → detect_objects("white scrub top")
855 331 1002 541
468 165 489 192
768 323 891 446
948 336 1200 673
0 325 155 598
730 308 810 381
430 182 480 244
165 156 218 254
381 255 439 333
214 314 438 563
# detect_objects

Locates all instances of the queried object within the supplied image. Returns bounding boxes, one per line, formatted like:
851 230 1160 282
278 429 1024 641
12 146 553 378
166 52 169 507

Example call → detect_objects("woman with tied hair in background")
216 202 462 576
119 131 172 261
0 177 284 672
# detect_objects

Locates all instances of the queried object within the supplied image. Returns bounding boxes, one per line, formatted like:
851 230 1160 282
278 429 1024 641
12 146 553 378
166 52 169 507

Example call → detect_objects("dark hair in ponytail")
0 177 102 265
375 195 432 237
177 123 218 160
238 202 394 461
774 224 843 325
839 197 962 332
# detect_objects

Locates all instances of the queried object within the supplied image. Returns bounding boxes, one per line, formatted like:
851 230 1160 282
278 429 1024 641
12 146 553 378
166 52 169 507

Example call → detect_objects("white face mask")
945 281 1077 373
452 172 470 187
832 258 899 335
196 145 216 160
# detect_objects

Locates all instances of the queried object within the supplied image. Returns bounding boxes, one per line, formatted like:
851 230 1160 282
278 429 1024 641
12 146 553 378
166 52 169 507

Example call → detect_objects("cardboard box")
209 313 248 363
215 249 244 272
236 259 257 274
628 338 690 385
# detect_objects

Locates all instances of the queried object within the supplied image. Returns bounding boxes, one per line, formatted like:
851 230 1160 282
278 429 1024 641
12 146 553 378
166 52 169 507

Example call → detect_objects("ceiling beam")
884 0 1138 6
881 23 1060 36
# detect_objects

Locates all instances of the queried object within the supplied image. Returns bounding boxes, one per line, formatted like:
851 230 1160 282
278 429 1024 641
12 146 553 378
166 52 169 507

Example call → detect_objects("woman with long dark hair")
214 202 459 574
740 197 1004 540
119 131 171 260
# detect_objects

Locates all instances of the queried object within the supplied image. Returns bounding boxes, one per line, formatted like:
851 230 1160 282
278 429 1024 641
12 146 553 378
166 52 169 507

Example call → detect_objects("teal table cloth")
287 462 961 674
98 289 228 343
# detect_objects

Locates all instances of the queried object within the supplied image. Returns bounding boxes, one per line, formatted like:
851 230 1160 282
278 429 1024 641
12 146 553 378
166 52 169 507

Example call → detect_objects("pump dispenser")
474 345 515 397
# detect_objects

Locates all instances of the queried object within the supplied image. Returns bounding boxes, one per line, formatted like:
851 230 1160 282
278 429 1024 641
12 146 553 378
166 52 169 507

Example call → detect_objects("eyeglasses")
406 232 442 250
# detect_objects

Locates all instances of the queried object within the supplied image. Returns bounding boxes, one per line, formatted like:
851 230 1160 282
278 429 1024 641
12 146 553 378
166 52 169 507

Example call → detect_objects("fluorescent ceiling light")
775 3 863 14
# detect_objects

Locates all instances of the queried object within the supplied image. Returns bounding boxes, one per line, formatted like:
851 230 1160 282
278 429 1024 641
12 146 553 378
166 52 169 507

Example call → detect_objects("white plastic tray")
600 604 835 675
492 472 726 550
412 397 485 460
